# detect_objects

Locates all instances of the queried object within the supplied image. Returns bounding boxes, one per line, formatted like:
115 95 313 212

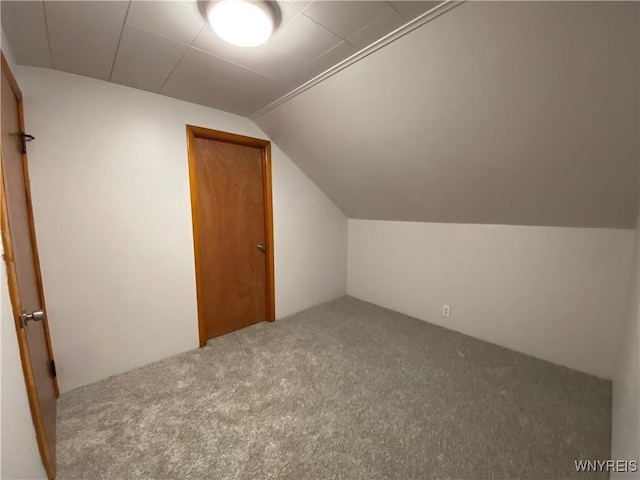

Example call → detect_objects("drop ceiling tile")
302 1 393 40
285 41 357 91
126 1 204 45
192 26 258 64
159 48 226 103
160 47 278 105
111 25 188 93
1 1 51 67
305 41 358 78
244 45 304 81
218 60 282 95
45 1 129 80
387 1 443 21
274 1 299 29
284 1 314 13
200 86 276 117
269 13 343 63
346 8 406 48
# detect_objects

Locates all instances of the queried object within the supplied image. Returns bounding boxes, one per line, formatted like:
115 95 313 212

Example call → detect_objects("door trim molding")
0 51 57 480
186 125 276 348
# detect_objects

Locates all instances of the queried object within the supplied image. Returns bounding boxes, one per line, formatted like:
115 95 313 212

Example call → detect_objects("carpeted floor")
57 297 611 479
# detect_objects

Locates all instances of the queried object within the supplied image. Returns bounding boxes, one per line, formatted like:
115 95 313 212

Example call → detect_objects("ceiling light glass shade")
208 0 274 47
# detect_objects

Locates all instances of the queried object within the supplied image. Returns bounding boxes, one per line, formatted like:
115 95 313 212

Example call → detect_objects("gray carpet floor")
57 297 611 479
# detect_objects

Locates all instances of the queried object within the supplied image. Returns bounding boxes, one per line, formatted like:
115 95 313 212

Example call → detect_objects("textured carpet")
57 297 611 479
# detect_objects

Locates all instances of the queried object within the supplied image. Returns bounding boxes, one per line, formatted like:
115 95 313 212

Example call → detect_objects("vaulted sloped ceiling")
255 1 640 228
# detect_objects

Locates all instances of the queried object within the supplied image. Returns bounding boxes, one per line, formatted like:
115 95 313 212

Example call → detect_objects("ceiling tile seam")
299 42 351 71
185 18 206 46
188 44 281 82
268 39 347 68
296 9 354 46
156 24 207 93
276 6 301 32
246 7 302 61
386 1 411 22
296 6 401 50
108 0 132 82
283 1 313 14
284 3 406 48
246 43 279 63
250 0 464 120
41 0 54 69
125 23 197 50
244 5 343 65
247 48 303 76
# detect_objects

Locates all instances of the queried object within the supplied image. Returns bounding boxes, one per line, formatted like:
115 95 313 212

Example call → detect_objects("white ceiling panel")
284 1 314 13
388 1 443 21
111 25 188 93
346 7 406 48
209 56 282 95
2 0 448 116
192 26 258 64
159 47 279 104
126 1 204 45
303 41 357 79
269 13 343 62
0 1 51 68
302 1 393 40
45 1 129 80
279 40 357 96
159 47 228 103
200 86 273 117
274 1 300 29
244 45 304 81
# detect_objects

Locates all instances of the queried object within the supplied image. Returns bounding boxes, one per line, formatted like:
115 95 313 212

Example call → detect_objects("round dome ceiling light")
207 0 274 48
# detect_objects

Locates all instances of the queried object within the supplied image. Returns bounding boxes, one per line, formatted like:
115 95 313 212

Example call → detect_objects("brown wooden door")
1 54 57 479
187 126 275 344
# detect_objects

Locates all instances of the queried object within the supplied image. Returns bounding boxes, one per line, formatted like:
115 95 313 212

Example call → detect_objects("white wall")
0 30 47 480
16 66 347 393
348 220 635 379
611 214 640 474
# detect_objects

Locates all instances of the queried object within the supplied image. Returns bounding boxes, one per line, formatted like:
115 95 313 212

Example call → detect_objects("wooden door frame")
186 125 275 347
0 51 58 480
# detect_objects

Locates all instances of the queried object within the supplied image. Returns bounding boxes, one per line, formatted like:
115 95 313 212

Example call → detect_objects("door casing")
186 125 275 347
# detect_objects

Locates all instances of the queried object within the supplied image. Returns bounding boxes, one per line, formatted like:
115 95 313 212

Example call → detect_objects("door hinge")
20 132 35 154
50 359 56 378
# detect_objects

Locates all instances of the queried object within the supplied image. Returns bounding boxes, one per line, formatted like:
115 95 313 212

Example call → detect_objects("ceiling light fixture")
207 0 274 48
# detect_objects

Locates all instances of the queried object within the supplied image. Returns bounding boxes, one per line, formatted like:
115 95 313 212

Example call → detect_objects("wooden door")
0 53 58 479
187 126 275 345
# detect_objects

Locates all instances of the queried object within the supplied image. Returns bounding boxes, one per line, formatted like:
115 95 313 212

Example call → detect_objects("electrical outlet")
442 304 450 317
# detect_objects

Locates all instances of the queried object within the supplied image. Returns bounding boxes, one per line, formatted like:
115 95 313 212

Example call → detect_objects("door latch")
20 310 44 328
20 133 35 154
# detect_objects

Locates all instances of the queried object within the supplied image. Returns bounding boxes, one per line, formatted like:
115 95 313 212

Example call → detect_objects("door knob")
20 310 44 328
257 243 266 253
